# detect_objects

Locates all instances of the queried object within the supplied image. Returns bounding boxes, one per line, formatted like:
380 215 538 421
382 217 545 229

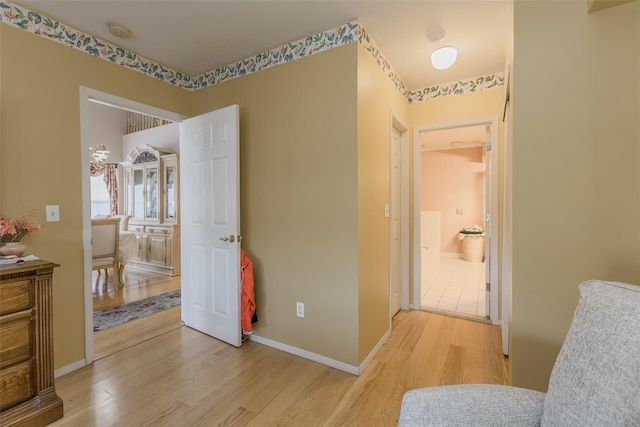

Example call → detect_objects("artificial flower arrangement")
0 214 43 245
458 224 484 240
460 224 483 234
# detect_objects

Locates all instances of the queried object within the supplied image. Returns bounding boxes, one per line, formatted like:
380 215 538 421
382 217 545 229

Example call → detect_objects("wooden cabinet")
124 225 180 276
0 260 62 426
122 145 180 276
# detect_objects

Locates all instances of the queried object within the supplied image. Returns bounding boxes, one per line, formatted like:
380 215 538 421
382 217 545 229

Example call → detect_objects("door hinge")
486 143 492 151
486 213 491 222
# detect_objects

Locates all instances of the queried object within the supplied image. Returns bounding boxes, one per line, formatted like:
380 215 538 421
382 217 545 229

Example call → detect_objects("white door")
502 101 511 356
390 128 401 315
484 125 492 317
180 105 241 347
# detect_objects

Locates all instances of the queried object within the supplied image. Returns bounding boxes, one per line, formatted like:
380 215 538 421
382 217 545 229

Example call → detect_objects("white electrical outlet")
296 302 304 318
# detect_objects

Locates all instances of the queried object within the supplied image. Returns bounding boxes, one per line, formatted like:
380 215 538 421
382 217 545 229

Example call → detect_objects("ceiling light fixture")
108 23 131 39
427 31 457 70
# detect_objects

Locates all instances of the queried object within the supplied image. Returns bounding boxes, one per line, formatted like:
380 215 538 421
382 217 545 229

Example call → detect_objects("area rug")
94 290 181 332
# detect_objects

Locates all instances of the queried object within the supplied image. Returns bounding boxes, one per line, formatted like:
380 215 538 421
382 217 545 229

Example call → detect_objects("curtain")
90 163 119 215
104 164 119 215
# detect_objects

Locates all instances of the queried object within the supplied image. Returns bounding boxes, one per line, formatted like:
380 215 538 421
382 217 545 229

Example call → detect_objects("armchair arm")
399 384 545 427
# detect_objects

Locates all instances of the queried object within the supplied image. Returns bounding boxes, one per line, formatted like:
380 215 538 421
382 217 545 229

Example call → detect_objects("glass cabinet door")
145 166 159 220
132 168 144 221
165 165 176 221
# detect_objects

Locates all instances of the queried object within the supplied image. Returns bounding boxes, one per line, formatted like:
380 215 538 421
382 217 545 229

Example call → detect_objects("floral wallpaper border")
1 1 502 101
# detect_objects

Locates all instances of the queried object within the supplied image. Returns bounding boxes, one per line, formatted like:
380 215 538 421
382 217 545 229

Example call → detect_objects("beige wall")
356 44 410 361
512 0 640 391
0 25 192 368
192 44 361 364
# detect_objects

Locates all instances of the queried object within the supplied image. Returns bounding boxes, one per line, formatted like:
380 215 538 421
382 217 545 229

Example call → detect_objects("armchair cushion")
541 280 640 426
399 384 545 427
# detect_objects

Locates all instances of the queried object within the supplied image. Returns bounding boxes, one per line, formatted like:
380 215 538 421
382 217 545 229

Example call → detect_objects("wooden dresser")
0 260 63 426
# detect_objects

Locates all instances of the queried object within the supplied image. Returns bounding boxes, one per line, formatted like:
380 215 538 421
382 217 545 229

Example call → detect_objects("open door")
484 124 492 318
180 105 241 347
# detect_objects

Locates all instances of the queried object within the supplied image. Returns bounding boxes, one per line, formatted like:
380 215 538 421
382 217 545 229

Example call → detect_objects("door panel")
390 128 401 315
180 105 241 347
484 125 492 317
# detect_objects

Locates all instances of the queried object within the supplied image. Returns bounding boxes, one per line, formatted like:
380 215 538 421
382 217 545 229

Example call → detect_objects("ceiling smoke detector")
427 32 445 42
108 23 131 39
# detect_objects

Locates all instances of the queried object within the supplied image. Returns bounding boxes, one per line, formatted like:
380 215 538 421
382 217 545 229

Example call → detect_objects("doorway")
412 116 499 325
80 87 187 363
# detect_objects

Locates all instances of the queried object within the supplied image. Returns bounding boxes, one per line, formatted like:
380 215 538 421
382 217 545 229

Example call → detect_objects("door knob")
219 235 235 243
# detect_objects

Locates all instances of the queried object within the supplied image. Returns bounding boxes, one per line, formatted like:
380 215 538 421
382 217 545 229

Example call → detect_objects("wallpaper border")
1 1 502 101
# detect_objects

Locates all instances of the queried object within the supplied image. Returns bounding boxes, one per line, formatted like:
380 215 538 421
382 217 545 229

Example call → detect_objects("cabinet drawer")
0 279 32 316
146 226 172 236
128 225 145 233
0 311 32 369
0 360 33 411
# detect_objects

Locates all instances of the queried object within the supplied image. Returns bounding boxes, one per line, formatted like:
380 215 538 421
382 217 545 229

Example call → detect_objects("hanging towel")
240 249 256 334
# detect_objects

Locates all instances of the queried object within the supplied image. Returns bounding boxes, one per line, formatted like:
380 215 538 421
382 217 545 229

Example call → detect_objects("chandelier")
90 144 110 168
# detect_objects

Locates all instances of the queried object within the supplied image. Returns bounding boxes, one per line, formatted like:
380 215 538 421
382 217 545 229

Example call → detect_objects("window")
90 175 111 217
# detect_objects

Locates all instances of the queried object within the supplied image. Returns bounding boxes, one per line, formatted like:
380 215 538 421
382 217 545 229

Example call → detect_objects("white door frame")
412 116 500 325
79 87 187 365
389 112 410 323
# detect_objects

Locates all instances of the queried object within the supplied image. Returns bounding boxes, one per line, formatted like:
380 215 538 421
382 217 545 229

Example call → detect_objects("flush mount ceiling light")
108 23 131 39
431 47 457 70
428 31 457 70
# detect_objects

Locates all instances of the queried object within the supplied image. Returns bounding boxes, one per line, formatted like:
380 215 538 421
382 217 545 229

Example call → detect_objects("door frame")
79 87 187 364
412 115 500 325
389 112 410 323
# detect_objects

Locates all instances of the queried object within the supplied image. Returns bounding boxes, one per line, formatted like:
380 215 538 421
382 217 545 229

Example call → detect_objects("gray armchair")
399 280 640 426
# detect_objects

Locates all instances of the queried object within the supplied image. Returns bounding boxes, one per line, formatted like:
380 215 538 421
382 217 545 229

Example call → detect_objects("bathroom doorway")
413 117 499 324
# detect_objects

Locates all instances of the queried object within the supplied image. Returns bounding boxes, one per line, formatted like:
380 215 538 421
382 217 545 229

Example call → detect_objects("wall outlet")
296 302 304 318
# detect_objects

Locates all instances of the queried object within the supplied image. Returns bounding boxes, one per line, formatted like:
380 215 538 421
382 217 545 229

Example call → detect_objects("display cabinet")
122 145 180 276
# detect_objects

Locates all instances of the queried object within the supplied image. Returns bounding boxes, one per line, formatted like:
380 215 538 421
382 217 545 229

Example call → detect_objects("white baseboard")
55 359 87 378
249 328 391 376
357 328 390 374
249 334 359 375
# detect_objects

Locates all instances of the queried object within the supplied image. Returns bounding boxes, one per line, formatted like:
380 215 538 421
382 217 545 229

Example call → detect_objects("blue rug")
94 290 181 332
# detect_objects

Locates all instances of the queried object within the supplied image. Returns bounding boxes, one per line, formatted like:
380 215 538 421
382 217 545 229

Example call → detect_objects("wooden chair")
91 218 120 291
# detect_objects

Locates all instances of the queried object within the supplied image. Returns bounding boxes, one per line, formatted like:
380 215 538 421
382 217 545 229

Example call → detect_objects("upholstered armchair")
399 280 640 426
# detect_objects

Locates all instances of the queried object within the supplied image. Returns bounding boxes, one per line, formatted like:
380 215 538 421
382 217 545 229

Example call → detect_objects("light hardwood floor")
93 268 181 312
56 308 509 426
93 267 182 359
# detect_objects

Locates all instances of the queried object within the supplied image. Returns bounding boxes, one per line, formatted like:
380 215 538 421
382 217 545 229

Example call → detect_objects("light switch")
45 205 60 222
384 204 390 218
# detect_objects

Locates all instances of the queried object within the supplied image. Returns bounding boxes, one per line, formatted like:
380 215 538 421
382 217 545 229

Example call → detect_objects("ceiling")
419 124 487 152
15 1 511 91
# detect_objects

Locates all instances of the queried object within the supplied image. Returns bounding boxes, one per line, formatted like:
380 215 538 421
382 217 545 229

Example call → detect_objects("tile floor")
421 256 487 318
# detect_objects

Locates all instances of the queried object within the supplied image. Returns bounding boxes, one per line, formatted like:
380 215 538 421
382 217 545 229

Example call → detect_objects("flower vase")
0 242 26 257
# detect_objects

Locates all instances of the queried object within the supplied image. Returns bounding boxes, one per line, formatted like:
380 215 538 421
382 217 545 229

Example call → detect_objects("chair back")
91 218 120 260
110 214 131 232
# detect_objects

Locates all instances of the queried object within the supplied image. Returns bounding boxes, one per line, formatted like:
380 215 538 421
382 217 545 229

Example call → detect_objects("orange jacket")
240 249 256 334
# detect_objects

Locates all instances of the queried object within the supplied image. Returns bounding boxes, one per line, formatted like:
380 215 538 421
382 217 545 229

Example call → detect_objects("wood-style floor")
55 292 509 426
92 267 182 359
